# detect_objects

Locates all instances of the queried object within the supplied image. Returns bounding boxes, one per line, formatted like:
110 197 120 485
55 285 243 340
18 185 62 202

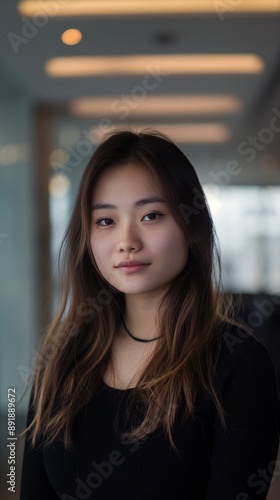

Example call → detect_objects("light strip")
45 54 264 77
90 123 232 143
18 0 280 16
70 95 243 116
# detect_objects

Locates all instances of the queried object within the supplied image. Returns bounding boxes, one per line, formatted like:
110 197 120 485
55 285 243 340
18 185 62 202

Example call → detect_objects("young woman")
20 129 280 500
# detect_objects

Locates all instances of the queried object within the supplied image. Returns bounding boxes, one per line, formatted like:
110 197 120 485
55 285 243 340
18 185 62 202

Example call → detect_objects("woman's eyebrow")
91 197 166 211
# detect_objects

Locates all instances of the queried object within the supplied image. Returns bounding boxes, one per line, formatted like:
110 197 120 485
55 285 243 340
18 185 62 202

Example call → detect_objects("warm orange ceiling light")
45 54 264 77
70 95 243 116
18 0 280 16
89 123 232 143
61 29 82 46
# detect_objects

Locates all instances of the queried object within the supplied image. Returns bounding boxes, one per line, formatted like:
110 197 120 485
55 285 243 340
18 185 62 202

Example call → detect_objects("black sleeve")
205 338 280 500
20 389 59 500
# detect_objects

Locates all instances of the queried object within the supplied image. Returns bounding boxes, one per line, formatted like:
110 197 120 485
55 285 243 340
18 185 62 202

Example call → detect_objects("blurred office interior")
0 1 280 498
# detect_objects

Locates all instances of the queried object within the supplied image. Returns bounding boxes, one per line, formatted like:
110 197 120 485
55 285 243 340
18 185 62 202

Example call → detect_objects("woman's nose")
115 221 142 252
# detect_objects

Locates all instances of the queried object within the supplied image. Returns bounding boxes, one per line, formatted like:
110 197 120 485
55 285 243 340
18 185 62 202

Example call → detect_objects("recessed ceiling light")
70 95 243 116
61 29 82 46
49 174 70 198
45 54 264 77
49 148 67 168
153 32 177 45
18 1 280 16
0 144 21 165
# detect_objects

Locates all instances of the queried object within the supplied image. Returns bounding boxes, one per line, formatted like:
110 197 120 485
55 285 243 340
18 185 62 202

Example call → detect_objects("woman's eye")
96 218 114 226
95 212 163 226
142 212 163 221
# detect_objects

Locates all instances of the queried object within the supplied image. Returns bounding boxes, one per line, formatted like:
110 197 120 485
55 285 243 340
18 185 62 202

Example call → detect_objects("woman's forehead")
91 162 163 198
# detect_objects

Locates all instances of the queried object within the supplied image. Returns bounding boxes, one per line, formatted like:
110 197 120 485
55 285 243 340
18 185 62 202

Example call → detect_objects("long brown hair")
23 128 246 451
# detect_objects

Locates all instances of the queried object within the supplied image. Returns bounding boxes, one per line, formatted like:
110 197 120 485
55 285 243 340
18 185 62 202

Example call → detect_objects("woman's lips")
117 264 150 273
117 260 150 267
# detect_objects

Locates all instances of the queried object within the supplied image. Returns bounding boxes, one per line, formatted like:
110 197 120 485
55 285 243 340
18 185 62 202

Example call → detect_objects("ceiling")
0 1 280 184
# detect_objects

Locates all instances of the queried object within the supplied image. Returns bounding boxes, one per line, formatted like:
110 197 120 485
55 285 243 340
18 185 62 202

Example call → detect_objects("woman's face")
90 162 189 297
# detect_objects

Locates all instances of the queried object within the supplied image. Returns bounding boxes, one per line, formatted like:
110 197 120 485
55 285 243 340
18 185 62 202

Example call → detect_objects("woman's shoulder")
218 320 264 355
212 321 280 433
214 321 277 387
219 322 267 357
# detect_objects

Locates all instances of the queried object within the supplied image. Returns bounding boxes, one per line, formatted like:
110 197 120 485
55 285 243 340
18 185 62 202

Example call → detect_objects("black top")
20 326 280 500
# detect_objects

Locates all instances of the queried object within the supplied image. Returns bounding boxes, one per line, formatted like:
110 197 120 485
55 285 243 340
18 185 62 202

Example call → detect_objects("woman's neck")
122 292 164 341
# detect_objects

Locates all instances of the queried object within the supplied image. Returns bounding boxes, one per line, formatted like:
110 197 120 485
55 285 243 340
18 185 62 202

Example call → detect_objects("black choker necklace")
122 318 163 343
